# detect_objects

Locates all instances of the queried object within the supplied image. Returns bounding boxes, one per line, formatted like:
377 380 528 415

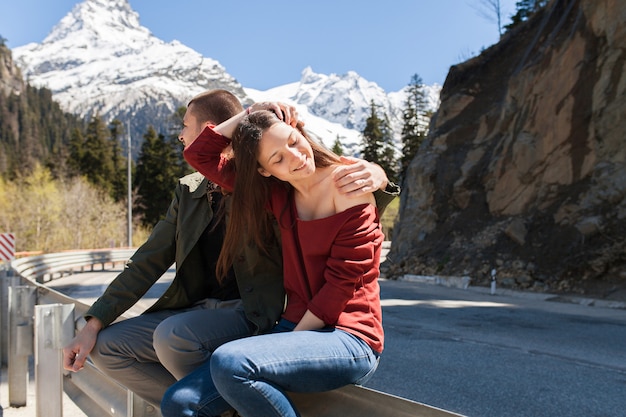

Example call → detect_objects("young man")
62 89 400 407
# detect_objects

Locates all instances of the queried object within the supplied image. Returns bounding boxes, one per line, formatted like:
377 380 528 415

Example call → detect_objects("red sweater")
184 126 384 353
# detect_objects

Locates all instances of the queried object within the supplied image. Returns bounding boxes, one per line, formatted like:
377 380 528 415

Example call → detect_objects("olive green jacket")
86 172 399 334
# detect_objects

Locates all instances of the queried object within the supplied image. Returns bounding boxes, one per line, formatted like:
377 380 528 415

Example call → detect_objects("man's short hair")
188 89 244 125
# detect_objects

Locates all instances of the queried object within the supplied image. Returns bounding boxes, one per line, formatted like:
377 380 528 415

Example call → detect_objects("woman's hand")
293 310 325 331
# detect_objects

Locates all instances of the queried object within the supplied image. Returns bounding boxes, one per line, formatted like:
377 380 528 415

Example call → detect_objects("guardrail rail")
1 249 465 417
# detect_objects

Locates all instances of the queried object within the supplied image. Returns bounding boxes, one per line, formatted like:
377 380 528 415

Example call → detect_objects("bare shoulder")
333 185 376 214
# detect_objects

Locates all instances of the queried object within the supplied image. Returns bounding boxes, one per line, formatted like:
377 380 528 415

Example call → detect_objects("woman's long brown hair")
216 110 340 280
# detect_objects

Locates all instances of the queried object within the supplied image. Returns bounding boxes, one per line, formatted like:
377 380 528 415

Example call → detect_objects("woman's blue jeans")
161 319 380 417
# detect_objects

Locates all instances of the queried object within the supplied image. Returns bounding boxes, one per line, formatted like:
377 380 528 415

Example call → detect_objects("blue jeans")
161 319 380 417
90 299 252 407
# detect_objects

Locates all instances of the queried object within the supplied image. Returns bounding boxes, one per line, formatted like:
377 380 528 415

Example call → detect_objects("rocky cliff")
0 44 24 173
386 0 626 299
0 43 24 97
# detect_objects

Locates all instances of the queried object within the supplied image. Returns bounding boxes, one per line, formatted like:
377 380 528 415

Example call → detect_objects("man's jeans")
89 299 253 406
161 319 380 417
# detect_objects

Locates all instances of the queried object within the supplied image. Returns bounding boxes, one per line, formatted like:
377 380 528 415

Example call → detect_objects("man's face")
178 104 209 148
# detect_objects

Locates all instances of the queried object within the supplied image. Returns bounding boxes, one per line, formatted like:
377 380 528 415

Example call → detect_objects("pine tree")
331 135 344 156
362 101 397 183
108 119 129 202
81 116 116 195
134 126 180 227
379 114 398 184
362 100 384 164
505 0 548 31
400 74 428 182
67 127 84 177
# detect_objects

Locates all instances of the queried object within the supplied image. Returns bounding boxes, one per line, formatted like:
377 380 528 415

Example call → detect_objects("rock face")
387 0 626 297
0 44 24 97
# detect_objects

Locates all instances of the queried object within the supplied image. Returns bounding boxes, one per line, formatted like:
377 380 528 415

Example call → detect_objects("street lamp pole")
127 119 133 247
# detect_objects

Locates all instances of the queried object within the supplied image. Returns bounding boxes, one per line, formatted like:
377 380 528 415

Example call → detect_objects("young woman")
168 103 386 417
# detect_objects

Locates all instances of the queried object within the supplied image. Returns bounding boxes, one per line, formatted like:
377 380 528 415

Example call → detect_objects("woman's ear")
257 166 271 177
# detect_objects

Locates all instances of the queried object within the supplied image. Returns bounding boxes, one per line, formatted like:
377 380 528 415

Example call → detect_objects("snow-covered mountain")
13 0 441 157
13 0 247 150
246 68 441 155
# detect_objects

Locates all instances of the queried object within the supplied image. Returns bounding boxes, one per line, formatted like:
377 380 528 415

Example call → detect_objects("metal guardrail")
1 249 465 417
11 249 135 283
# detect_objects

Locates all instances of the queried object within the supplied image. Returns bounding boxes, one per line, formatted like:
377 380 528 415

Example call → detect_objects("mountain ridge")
12 0 440 156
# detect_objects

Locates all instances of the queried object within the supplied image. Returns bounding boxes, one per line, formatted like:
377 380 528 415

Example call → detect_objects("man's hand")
247 101 300 127
62 317 103 372
332 156 389 198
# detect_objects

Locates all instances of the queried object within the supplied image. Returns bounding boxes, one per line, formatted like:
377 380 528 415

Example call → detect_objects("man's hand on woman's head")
247 101 300 127
332 156 389 198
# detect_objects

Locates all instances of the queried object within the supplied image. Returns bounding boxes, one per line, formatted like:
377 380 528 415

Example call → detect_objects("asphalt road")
367 280 626 417
47 270 626 417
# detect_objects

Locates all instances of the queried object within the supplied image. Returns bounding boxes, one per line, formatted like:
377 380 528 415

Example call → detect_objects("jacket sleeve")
373 181 400 216
183 126 235 192
84 182 181 327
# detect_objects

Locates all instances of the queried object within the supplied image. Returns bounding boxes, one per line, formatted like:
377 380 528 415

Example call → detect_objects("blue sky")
1 0 518 92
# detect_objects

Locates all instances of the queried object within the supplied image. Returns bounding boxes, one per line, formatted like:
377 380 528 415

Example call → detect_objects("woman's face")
256 122 315 182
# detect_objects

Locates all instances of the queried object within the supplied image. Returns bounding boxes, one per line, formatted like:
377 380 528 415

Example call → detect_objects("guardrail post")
8 284 36 406
1 265 20 365
0 263 10 365
129 391 162 417
35 303 75 417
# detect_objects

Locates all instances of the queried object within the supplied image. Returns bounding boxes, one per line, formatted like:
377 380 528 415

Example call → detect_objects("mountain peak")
44 0 147 46
12 0 245 146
